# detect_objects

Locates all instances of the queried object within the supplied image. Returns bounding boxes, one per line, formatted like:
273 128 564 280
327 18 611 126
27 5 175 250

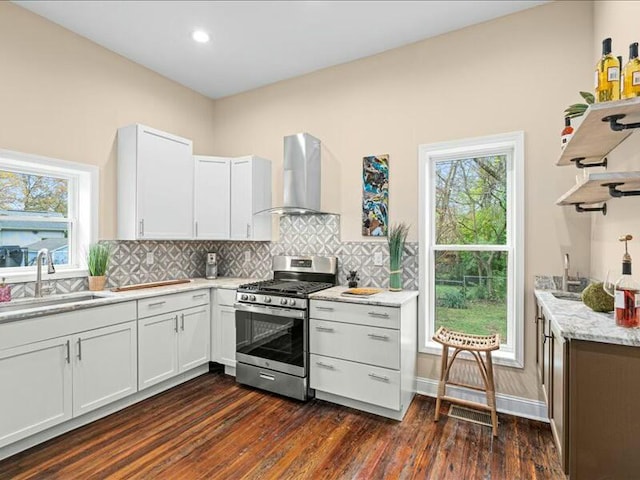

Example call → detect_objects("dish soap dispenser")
0 277 11 303
605 234 640 327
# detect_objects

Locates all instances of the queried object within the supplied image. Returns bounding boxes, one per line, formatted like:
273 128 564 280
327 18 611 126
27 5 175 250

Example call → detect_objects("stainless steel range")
234 255 337 400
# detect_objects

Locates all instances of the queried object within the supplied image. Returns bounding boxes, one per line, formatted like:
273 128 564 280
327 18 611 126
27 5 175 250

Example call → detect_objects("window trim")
0 149 99 282
418 132 525 368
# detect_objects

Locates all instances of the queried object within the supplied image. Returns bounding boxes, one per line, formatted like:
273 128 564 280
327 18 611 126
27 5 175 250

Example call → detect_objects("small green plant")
438 290 467 309
87 243 110 277
388 223 409 290
564 91 595 119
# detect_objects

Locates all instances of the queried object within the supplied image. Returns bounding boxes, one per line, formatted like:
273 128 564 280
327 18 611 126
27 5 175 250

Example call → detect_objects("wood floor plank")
0 372 564 479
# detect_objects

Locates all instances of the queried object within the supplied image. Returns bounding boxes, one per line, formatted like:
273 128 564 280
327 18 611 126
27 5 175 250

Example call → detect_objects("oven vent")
447 405 494 428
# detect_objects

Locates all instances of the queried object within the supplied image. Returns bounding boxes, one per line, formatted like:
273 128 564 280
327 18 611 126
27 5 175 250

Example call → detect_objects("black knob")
249 295 256 301
280 299 287 305
241 294 248 301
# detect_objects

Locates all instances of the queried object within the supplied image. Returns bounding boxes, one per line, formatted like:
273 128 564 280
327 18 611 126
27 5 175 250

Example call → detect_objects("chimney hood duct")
258 133 334 215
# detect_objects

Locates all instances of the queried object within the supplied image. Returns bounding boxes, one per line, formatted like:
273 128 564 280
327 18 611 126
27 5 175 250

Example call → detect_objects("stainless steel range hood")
258 133 333 215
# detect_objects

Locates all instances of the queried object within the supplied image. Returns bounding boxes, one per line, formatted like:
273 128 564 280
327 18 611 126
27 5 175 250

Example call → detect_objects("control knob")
280 298 288 305
241 294 248 301
264 296 271 303
288 299 296 306
249 295 256 301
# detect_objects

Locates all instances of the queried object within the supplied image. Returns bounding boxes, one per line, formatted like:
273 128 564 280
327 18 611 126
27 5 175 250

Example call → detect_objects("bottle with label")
622 42 640 99
561 117 574 150
612 235 640 328
595 37 620 102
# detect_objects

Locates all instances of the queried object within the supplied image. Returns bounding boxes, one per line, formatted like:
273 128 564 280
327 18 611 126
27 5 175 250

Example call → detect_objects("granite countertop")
309 285 418 307
535 289 640 347
0 277 258 324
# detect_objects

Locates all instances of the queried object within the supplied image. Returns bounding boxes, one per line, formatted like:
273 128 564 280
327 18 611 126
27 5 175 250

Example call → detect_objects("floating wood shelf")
556 97 640 167
556 172 640 209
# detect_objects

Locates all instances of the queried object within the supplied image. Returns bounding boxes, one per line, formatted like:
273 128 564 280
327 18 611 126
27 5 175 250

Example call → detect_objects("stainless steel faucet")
562 254 581 292
35 248 55 298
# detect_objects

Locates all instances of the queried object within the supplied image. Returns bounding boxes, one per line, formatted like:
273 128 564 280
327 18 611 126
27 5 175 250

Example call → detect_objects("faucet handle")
46 253 56 274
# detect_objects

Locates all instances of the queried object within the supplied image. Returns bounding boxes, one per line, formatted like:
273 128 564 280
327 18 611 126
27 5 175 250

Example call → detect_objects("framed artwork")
362 154 389 236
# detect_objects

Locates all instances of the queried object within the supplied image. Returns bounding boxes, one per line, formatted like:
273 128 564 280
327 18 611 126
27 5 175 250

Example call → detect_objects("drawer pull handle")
315 326 335 333
316 361 335 370
174 315 179 333
367 333 390 341
316 306 334 312
192 293 207 299
77 338 82 361
148 301 166 307
368 373 390 382
368 311 390 318
259 372 275 381
65 340 71 364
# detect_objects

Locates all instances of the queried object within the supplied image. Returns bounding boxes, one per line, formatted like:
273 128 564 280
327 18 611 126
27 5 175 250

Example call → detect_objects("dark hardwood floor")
0 373 564 479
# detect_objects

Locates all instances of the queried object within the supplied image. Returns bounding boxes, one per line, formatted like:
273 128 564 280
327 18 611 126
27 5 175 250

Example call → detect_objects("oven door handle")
233 303 306 320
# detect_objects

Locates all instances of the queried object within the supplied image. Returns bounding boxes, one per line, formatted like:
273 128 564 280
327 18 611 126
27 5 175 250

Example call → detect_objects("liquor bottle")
595 38 620 102
622 42 640 99
560 117 573 150
613 235 640 327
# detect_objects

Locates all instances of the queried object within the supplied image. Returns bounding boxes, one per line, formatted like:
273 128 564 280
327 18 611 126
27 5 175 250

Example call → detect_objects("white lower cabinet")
72 321 137 417
309 297 417 420
138 290 211 390
211 288 237 369
0 337 72 448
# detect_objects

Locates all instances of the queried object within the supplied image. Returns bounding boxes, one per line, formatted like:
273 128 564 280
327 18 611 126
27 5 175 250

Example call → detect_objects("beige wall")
0 2 216 239
591 1 640 279
211 1 594 399
1 1 597 400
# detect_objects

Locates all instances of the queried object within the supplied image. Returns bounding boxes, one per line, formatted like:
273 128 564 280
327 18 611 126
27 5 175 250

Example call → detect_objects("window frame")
0 149 99 282
418 132 525 368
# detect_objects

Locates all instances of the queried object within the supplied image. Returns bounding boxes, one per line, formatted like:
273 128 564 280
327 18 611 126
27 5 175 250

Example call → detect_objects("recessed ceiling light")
192 30 210 44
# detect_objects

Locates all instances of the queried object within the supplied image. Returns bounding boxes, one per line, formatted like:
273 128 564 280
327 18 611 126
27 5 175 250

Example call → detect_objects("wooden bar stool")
433 326 500 436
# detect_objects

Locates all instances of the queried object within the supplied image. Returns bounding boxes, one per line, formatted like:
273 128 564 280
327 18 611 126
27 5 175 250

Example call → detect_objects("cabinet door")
218 306 237 367
72 321 137 417
542 317 551 406
137 127 194 239
138 313 179 390
230 158 252 240
178 305 211 372
194 156 231 239
536 303 546 384
0 337 72 448
550 328 568 472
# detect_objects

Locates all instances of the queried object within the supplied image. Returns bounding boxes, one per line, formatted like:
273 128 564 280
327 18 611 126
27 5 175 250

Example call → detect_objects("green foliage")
564 91 595 119
0 170 68 214
582 282 614 312
87 243 110 277
388 223 409 270
438 289 467 309
436 302 506 342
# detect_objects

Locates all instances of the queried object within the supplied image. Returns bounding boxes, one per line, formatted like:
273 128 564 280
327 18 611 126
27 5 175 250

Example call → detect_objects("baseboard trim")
416 376 548 423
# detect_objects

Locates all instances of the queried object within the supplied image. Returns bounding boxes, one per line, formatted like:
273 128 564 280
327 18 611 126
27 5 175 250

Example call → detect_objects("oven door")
234 303 307 377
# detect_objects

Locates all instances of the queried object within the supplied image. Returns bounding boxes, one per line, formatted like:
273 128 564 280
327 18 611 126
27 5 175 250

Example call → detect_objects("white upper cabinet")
193 156 231 240
118 124 194 240
230 156 272 241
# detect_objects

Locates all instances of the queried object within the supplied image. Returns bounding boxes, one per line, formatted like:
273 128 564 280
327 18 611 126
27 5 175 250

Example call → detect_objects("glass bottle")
612 235 640 327
595 38 620 102
561 117 573 150
622 42 640 99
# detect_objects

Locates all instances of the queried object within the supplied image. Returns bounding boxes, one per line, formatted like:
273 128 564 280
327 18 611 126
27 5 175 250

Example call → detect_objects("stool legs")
434 345 449 422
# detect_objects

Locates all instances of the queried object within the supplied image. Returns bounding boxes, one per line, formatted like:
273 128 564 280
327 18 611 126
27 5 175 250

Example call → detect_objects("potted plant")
87 243 110 291
388 223 409 291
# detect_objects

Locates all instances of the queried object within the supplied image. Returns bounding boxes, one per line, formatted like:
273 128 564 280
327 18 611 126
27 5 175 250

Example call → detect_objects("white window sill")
420 341 524 369
1 268 88 284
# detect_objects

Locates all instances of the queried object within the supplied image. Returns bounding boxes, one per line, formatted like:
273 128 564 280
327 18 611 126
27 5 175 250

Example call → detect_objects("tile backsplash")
6 215 419 297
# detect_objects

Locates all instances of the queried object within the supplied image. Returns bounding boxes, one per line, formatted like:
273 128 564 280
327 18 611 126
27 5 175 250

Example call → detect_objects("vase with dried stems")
87 243 110 291
388 223 409 291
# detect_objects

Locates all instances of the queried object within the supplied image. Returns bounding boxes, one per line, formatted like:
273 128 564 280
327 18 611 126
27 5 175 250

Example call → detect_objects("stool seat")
433 326 500 436
433 327 500 352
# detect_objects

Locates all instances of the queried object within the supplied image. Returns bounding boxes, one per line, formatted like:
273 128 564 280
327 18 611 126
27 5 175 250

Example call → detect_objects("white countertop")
0 277 257 324
309 286 418 307
535 289 640 347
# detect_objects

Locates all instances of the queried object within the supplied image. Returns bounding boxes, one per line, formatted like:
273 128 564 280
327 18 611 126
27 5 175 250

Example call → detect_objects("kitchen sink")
0 293 103 313
551 291 582 302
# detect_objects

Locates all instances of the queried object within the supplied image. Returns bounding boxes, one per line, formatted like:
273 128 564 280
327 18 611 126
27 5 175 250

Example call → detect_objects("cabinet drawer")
138 289 210 318
310 300 399 329
216 288 236 307
310 354 400 411
310 319 399 369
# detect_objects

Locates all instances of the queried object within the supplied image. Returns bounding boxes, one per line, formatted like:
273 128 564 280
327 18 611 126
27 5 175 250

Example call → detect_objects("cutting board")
112 279 191 292
341 288 383 296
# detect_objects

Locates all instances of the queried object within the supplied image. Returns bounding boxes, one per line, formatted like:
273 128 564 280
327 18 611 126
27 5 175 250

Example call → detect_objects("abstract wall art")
362 154 389 236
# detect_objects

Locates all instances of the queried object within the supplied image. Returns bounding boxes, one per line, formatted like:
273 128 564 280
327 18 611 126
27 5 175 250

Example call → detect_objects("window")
0 149 98 280
419 132 524 367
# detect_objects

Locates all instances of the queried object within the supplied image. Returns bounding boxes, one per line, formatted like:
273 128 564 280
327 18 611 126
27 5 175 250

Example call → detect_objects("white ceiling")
14 1 547 99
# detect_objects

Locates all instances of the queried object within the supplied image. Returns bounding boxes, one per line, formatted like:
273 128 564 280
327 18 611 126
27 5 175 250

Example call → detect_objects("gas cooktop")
238 279 334 297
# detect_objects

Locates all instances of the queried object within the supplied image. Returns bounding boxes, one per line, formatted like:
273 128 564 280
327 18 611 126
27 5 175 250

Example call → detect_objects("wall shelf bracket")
570 157 608 169
602 182 640 198
602 114 640 132
572 203 607 215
